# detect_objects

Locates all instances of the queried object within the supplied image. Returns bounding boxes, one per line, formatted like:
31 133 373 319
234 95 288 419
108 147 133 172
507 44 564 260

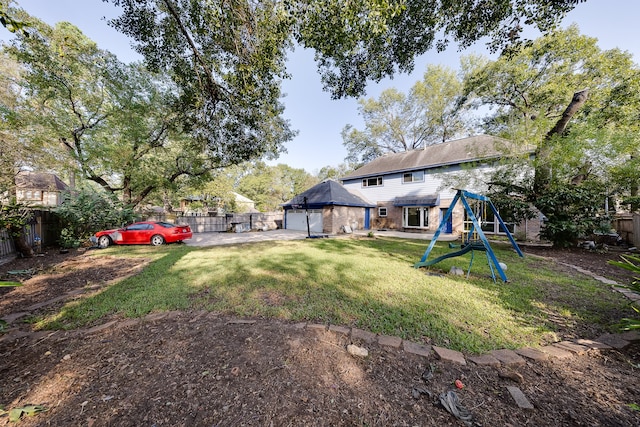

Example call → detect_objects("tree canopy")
342 64 473 165
106 0 584 102
5 16 218 208
464 25 640 244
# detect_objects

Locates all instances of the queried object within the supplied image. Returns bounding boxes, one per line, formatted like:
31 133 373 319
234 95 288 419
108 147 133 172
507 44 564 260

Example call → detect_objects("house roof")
282 179 375 208
16 171 69 191
232 192 254 204
341 135 527 180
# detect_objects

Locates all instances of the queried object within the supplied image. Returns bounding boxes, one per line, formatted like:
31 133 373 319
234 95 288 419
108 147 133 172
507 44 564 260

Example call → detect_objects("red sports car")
94 221 192 248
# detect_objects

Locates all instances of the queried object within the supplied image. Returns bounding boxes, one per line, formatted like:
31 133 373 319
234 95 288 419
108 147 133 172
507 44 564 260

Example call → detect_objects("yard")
1 236 639 426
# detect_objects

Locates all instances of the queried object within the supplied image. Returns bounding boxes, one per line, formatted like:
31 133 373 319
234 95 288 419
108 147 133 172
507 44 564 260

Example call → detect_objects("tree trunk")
533 88 589 197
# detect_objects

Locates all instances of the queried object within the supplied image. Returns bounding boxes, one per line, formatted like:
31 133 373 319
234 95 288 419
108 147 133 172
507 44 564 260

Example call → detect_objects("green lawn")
38 236 633 354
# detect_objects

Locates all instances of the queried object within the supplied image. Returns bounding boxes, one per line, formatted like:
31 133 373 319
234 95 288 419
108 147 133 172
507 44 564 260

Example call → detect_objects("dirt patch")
520 245 638 285
1 248 639 426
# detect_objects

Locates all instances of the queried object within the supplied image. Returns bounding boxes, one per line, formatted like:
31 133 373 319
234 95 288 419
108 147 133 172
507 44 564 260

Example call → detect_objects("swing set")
414 189 524 282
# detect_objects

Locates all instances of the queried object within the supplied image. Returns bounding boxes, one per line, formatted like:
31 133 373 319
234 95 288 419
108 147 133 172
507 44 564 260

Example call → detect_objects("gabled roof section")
341 135 527 180
233 192 254 203
16 171 69 191
282 179 375 208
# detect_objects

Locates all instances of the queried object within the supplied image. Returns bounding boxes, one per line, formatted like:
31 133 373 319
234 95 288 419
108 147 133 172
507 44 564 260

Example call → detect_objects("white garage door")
286 209 323 232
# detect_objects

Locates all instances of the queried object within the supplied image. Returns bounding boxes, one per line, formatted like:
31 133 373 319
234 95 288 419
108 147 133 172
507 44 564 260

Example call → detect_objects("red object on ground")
94 221 192 247
455 379 464 389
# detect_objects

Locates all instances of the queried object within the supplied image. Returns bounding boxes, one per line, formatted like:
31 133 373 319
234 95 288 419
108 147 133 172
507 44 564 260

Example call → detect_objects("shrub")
608 255 640 331
55 188 136 247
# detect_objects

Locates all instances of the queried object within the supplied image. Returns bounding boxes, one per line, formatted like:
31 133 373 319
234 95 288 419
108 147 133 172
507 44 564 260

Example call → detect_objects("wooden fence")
613 213 640 248
0 217 39 260
0 210 62 261
145 212 284 233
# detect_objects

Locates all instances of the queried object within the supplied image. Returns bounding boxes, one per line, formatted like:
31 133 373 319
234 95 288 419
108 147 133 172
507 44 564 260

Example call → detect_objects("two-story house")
15 171 69 207
340 135 539 239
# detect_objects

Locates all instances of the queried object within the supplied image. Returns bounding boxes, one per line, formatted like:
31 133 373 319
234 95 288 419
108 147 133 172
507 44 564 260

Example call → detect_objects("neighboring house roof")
16 171 69 191
341 135 529 180
282 179 375 208
232 192 254 204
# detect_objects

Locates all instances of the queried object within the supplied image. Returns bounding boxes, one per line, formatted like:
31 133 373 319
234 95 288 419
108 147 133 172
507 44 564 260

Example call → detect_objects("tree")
108 0 296 168
290 0 585 98
237 163 317 212
106 0 585 101
0 51 37 257
464 26 640 245
342 64 472 165
6 17 215 208
0 0 28 36
315 163 355 181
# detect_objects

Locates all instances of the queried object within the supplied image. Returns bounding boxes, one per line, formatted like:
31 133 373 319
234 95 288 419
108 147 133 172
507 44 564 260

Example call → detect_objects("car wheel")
98 235 111 248
150 234 165 246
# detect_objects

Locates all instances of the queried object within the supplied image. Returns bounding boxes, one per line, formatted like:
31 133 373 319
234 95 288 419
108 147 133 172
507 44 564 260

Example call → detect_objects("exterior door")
364 208 370 230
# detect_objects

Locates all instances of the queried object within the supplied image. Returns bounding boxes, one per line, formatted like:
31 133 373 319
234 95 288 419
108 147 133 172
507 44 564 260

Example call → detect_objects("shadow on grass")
39 238 635 354
180 239 567 353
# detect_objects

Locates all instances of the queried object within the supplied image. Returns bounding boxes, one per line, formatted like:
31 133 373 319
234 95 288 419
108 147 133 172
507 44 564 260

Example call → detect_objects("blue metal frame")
415 189 524 282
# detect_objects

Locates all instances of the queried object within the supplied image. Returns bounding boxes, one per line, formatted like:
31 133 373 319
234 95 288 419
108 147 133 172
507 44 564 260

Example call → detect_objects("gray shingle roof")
282 179 374 208
15 171 69 191
341 135 526 180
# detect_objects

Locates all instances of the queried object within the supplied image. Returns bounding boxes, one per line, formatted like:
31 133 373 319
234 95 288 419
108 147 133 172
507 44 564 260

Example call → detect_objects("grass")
36 237 634 354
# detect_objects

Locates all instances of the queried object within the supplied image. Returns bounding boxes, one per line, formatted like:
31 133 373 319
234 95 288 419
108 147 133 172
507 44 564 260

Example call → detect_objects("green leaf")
0 281 22 287
9 405 47 422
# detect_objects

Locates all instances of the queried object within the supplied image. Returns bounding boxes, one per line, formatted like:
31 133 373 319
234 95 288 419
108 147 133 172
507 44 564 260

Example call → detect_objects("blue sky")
3 0 639 174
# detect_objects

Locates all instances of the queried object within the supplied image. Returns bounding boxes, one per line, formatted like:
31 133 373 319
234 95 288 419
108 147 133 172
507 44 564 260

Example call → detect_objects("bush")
55 189 136 247
609 255 640 331
536 183 604 247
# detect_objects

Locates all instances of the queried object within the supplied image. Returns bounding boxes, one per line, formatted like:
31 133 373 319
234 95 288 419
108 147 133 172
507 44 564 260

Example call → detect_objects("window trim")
362 176 383 187
402 171 424 184
403 206 430 229
378 207 387 217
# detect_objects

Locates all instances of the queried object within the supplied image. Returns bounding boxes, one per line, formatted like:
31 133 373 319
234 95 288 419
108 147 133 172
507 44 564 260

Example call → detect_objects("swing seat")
414 241 486 268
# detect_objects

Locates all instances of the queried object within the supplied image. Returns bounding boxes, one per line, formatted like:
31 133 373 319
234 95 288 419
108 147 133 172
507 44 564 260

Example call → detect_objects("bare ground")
1 246 639 426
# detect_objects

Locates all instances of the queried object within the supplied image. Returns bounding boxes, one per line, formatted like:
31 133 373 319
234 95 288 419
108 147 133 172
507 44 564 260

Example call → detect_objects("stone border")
2 310 640 373
3 261 639 371
291 320 640 367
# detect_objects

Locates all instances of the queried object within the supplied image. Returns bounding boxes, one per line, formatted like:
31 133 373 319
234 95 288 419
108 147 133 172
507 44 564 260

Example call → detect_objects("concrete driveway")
185 228 458 247
185 229 311 247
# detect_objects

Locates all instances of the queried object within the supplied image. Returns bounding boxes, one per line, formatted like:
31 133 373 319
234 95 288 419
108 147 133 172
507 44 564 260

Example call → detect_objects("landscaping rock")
553 341 588 355
449 266 465 276
499 369 524 384
573 339 611 350
347 344 369 358
506 386 534 409
541 345 573 359
468 354 501 367
515 347 549 362
433 346 466 365
490 349 526 366
402 340 432 357
595 334 631 350
351 328 376 343
378 335 402 348
329 325 350 336
307 323 327 332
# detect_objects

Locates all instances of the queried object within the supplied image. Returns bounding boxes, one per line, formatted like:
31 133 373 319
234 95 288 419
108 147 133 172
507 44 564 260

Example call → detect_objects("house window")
362 176 383 187
378 207 387 217
24 190 42 201
463 205 516 235
402 171 424 183
403 207 429 229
